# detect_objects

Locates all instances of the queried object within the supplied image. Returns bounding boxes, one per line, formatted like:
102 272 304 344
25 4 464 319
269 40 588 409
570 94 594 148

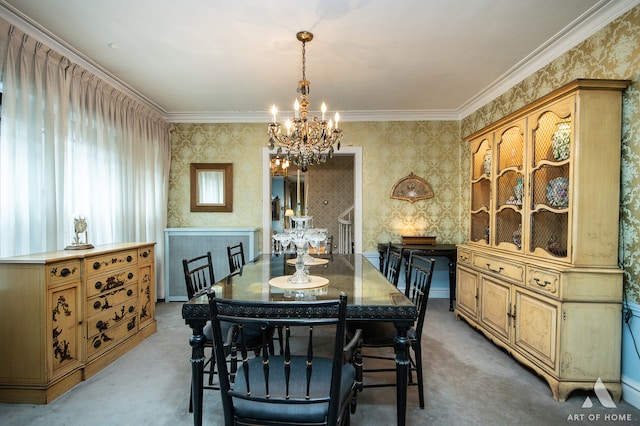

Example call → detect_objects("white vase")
483 149 491 176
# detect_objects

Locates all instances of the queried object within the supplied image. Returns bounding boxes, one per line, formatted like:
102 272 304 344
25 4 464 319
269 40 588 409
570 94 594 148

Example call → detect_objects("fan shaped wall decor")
390 172 434 203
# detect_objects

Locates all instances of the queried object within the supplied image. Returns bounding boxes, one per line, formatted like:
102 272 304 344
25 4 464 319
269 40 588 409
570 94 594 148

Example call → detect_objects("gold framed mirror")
190 163 233 212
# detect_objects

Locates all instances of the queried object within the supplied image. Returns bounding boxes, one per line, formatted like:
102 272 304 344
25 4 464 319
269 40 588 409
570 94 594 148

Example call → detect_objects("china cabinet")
0 243 156 403
456 79 629 401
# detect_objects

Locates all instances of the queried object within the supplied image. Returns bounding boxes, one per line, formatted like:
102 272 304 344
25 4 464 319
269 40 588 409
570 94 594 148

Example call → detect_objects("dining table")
181 253 418 426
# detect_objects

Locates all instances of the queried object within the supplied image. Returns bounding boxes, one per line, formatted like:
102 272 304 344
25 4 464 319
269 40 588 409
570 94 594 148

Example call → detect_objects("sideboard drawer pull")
95 281 102 290
486 264 504 274
60 268 71 277
93 301 101 310
533 277 551 287
93 262 101 270
128 272 134 280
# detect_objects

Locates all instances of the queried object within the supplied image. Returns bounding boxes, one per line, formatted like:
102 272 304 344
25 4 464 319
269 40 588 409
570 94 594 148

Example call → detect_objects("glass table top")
183 254 416 322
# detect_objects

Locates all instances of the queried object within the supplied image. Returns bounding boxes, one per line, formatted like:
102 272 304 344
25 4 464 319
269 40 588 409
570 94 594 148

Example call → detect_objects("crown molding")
163 109 461 123
458 0 640 119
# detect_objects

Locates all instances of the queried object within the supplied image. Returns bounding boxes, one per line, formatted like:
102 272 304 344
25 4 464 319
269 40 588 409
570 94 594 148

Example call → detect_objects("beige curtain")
0 19 172 298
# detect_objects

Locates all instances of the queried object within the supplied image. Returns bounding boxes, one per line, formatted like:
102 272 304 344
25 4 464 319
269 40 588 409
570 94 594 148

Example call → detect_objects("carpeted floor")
1 298 639 425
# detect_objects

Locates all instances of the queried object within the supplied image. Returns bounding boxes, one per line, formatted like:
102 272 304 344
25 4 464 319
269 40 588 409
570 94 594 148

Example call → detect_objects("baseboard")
622 374 640 409
622 301 640 409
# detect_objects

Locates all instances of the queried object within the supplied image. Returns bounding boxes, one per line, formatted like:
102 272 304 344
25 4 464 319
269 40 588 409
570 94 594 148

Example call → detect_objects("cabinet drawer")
87 316 138 359
138 245 154 263
86 250 137 277
47 260 81 287
473 253 524 283
87 283 137 318
457 248 471 265
526 266 560 297
86 267 138 298
86 296 137 338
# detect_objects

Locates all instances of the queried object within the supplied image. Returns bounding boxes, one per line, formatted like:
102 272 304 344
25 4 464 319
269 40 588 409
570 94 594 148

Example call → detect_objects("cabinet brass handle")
533 277 551 287
486 264 504 273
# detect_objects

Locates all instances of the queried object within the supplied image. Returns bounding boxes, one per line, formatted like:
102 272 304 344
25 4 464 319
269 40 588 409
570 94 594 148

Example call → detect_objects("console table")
378 243 457 311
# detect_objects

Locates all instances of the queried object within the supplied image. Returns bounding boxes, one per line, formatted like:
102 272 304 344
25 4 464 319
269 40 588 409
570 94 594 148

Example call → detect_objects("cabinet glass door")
494 124 525 251
529 100 572 259
470 137 492 245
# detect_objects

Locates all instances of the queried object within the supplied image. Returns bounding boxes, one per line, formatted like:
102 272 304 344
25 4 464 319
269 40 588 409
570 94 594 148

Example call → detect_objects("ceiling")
0 0 637 122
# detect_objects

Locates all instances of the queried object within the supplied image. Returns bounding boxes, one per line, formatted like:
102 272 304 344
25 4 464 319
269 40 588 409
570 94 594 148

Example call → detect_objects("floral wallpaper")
169 6 640 304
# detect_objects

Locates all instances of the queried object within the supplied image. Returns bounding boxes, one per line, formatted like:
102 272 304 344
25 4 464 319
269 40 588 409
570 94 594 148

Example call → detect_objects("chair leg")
413 343 425 409
208 347 216 386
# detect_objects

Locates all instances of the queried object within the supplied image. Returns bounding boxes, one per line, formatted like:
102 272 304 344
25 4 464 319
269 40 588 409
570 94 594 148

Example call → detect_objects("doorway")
262 147 362 254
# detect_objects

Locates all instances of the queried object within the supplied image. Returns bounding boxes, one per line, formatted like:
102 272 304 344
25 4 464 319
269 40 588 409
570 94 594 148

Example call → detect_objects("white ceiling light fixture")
268 31 343 172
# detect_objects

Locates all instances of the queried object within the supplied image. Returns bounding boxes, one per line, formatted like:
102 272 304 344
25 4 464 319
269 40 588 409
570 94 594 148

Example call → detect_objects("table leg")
189 324 207 426
394 325 411 426
448 258 456 311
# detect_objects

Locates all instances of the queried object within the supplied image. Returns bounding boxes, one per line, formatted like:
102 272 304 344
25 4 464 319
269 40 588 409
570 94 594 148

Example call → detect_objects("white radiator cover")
164 228 260 301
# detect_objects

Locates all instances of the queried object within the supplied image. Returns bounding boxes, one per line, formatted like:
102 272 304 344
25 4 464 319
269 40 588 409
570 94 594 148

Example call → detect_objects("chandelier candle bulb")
321 102 327 120
271 104 277 122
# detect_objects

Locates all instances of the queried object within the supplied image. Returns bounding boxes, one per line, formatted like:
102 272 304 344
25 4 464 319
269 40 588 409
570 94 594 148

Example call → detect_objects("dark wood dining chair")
347 252 435 409
182 252 217 412
183 251 272 412
207 292 363 426
227 242 246 277
385 247 403 287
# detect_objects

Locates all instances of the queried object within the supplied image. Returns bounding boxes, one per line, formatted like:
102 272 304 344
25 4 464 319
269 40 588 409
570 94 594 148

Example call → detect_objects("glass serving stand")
272 216 327 284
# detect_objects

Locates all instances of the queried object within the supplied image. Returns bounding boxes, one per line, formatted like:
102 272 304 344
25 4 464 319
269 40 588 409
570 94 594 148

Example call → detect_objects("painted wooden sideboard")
0 242 156 403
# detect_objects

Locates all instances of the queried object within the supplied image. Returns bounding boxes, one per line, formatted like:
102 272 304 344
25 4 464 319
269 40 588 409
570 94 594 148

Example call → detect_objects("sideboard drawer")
86 267 138 298
86 250 138 276
86 296 138 338
138 246 154 263
87 283 137 317
526 266 560 297
473 253 524 283
87 316 138 359
457 248 471 265
47 260 81 287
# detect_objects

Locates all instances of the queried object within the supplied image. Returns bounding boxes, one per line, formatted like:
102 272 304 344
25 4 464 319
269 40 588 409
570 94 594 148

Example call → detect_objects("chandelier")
268 31 343 172
270 155 290 177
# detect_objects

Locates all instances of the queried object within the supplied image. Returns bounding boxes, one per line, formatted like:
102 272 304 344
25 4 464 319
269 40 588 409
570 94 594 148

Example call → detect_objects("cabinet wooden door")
513 288 559 371
47 282 82 380
456 265 478 319
479 275 511 342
